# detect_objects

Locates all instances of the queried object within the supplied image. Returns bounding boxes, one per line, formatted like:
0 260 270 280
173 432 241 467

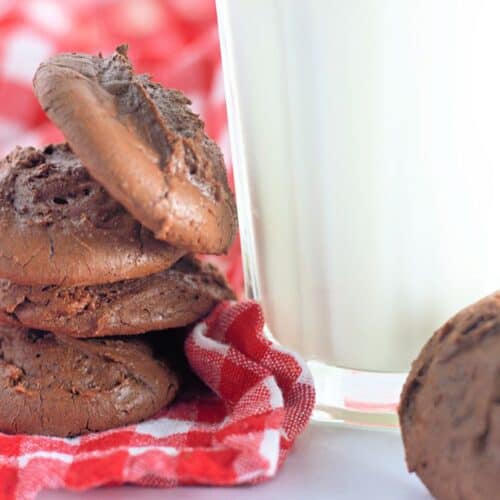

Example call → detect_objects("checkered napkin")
0 301 315 499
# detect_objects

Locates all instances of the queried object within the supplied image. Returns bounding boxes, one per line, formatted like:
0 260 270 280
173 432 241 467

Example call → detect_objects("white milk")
218 0 500 372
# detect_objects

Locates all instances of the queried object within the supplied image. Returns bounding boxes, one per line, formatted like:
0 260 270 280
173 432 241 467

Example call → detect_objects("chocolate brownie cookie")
399 292 500 500
0 256 235 337
0 144 184 286
0 325 179 437
33 45 237 254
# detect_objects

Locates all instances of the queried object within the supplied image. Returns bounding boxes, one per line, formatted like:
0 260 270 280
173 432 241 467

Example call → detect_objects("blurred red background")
0 0 242 294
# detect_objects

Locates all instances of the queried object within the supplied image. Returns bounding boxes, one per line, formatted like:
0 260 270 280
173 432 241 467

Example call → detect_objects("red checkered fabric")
0 1 316 499
0 302 315 499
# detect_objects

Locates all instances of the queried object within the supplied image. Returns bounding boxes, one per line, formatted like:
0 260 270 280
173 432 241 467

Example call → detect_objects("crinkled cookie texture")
0 325 179 437
0 144 184 286
33 45 237 254
399 292 500 500
0 255 235 338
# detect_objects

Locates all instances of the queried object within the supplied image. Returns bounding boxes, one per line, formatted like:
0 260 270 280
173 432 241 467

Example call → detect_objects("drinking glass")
216 0 500 426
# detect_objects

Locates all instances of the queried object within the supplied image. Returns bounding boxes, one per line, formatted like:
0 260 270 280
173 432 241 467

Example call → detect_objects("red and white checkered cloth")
0 302 315 499
0 1 316 499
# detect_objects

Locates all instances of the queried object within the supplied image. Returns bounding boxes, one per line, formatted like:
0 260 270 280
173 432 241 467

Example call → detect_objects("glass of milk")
216 0 500 427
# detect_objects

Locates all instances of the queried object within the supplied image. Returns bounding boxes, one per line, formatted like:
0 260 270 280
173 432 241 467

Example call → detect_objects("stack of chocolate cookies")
0 46 237 437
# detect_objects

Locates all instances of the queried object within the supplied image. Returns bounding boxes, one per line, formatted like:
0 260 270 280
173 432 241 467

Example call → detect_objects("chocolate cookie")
399 292 500 500
33 45 237 254
0 325 179 437
0 144 184 286
0 256 235 337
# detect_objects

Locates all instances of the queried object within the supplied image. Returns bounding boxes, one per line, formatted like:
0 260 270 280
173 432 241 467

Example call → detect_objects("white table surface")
39 422 432 500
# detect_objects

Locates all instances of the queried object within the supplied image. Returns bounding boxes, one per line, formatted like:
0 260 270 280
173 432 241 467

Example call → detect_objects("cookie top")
0 144 184 286
399 292 500 500
0 255 235 337
0 325 179 437
33 45 237 254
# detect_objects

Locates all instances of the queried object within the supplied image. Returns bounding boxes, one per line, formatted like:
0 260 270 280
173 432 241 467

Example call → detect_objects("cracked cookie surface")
33 45 237 254
0 255 235 337
399 292 500 500
0 324 179 437
0 144 184 286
